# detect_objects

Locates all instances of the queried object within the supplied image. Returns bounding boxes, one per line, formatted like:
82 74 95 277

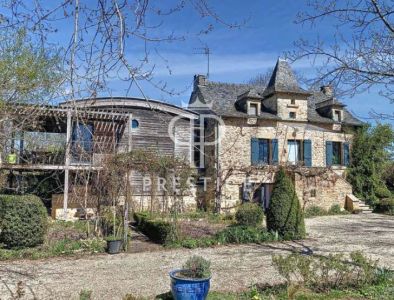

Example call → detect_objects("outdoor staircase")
346 194 373 214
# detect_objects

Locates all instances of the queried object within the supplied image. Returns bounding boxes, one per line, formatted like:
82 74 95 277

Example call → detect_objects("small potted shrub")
169 255 211 300
105 235 123 254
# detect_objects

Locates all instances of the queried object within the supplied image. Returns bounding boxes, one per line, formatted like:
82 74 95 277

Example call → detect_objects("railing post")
63 109 72 220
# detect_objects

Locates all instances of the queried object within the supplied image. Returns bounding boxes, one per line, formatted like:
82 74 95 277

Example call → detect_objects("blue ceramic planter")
169 270 211 300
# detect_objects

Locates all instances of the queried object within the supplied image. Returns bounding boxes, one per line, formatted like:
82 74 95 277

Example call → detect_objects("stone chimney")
320 85 333 97
194 74 206 90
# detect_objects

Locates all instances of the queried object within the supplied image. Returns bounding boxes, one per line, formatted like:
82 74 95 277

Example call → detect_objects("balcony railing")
1 137 128 167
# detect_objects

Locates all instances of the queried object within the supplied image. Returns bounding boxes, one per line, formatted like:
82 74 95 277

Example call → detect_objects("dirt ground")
1 213 393 300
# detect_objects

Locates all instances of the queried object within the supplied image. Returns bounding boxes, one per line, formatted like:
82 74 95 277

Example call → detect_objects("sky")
8 0 392 126
108 0 392 126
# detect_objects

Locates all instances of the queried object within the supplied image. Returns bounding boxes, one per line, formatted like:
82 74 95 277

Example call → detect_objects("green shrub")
79 289 92 300
133 212 177 244
215 226 277 244
266 168 306 239
374 198 394 215
304 205 327 218
328 204 342 214
0 194 48 248
235 202 264 227
181 255 211 279
272 251 386 292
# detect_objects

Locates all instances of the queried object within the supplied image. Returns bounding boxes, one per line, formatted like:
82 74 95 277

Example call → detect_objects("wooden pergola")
1 105 132 219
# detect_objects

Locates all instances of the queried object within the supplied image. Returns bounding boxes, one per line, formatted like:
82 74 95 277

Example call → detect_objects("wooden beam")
63 109 72 220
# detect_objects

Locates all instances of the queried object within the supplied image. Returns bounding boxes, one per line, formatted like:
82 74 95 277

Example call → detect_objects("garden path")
0 213 393 300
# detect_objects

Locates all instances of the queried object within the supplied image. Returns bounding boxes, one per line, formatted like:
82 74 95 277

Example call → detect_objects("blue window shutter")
303 140 312 167
259 139 269 164
251 138 259 165
326 141 333 166
343 143 350 166
271 139 278 164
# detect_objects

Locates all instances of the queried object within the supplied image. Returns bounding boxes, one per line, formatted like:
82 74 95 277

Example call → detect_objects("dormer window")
248 102 259 116
333 110 342 122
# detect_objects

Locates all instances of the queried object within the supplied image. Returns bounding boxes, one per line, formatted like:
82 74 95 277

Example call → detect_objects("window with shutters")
251 138 278 165
287 140 302 164
332 142 342 165
326 141 350 166
287 139 312 166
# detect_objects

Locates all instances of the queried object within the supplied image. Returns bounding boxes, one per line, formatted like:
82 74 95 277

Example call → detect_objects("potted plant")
105 235 123 254
169 255 211 300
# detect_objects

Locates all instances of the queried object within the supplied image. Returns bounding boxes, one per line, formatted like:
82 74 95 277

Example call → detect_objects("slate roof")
188 59 363 126
263 59 310 97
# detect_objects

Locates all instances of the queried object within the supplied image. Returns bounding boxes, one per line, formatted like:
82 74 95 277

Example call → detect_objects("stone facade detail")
204 117 355 211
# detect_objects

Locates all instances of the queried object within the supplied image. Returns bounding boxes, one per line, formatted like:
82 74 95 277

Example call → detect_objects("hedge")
133 212 177 244
235 202 264 227
0 194 48 248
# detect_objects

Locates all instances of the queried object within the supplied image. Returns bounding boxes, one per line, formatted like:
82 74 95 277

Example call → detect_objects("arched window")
131 119 139 129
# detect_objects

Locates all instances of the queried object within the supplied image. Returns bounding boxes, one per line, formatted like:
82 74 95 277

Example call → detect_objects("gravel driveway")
1 213 393 300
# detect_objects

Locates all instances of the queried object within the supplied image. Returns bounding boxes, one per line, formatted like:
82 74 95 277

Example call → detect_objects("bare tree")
288 0 394 119
0 1 245 101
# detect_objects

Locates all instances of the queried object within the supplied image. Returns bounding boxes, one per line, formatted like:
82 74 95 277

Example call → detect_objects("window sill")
287 104 299 108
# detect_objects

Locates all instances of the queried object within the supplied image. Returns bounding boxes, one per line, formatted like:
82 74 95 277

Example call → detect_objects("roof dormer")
235 89 263 116
315 86 346 123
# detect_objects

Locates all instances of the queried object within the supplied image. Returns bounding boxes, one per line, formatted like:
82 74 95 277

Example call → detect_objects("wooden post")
63 109 72 220
128 113 132 152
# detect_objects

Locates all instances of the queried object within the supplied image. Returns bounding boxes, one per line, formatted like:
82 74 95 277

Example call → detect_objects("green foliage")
0 238 106 261
327 204 342 215
383 161 394 192
235 202 264 227
181 255 211 279
134 212 178 244
0 194 48 248
304 205 327 218
215 226 277 244
347 124 394 205
266 168 306 239
0 29 62 105
79 289 92 300
374 198 394 215
272 251 388 293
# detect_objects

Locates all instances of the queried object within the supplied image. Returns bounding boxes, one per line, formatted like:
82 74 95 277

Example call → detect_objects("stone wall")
293 169 353 210
218 118 353 169
211 117 354 210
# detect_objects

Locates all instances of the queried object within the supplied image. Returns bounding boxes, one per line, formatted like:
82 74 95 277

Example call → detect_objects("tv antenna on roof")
193 46 210 78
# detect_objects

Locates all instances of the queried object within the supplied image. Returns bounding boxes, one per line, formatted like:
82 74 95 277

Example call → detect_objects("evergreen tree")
347 124 394 205
267 168 305 239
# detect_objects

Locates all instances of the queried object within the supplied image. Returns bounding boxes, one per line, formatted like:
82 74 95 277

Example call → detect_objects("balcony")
1 132 128 170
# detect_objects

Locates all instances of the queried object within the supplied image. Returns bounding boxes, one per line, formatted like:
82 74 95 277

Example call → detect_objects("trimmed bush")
133 212 177 244
235 202 264 227
304 205 327 218
266 168 306 239
0 194 48 248
215 226 277 244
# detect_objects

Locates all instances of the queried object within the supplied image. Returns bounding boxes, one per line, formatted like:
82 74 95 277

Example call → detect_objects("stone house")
188 59 364 212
